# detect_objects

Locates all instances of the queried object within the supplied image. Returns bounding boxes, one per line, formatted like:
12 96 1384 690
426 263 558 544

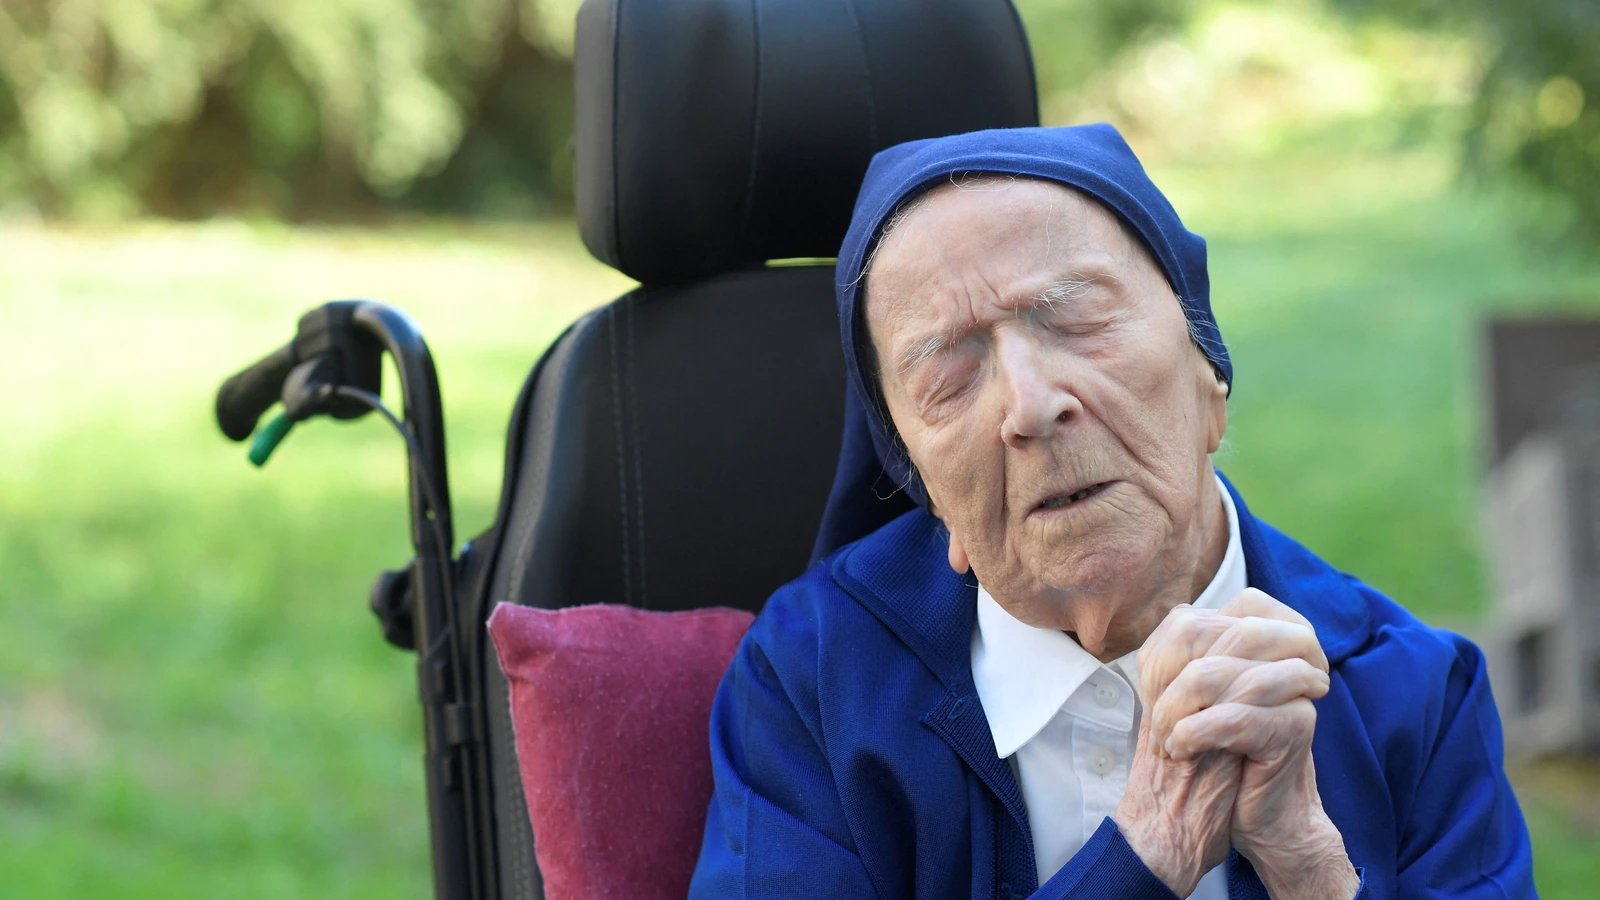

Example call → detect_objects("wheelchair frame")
215 300 497 900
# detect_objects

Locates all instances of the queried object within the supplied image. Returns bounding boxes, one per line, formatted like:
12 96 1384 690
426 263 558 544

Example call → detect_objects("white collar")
971 474 1247 758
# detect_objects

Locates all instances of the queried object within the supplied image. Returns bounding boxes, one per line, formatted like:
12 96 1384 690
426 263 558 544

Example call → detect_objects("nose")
997 331 1079 447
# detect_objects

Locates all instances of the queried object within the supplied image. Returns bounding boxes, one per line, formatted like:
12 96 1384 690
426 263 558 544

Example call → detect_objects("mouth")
1034 481 1115 514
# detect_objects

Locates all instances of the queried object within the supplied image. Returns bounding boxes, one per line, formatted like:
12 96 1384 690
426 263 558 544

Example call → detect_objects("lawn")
3 149 1599 896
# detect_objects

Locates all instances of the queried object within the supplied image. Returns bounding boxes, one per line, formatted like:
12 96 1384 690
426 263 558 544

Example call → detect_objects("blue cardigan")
690 478 1536 899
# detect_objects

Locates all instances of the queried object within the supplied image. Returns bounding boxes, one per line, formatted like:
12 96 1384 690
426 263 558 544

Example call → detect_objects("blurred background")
1 0 1597 896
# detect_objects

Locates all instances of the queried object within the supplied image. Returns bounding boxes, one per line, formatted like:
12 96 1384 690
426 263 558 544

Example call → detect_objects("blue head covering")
811 123 1230 561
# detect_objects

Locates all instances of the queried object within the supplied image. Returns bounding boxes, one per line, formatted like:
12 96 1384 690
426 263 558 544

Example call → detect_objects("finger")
1219 587 1314 630
1165 698 1318 762
1149 656 1259 754
1138 605 1237 705
1216 657 1330 706
1204 615 1328 674
1150 658 1329 755
1141 589 1318 706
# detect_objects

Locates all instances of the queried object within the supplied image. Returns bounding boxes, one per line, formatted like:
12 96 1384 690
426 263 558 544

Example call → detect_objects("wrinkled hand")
1111 713 1242 896
1142 589 1359 899
1112 600 1278 895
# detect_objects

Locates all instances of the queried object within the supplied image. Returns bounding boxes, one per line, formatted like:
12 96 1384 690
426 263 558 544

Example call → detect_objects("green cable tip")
248 412 295 467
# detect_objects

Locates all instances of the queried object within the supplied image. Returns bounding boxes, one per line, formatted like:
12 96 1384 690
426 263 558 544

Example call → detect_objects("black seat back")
492 267 851 614
471 1 1038 895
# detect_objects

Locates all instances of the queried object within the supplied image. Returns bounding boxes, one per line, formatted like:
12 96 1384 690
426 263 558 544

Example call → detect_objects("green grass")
0 221 632 898
1512 758 1600 894
3 152 1599 896
1173 152 1600 624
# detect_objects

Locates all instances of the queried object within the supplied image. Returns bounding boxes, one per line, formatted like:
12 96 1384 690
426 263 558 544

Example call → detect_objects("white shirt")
971 475 1246 898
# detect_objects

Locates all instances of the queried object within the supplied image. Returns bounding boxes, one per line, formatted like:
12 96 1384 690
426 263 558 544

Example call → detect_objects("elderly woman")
689 125 1534 900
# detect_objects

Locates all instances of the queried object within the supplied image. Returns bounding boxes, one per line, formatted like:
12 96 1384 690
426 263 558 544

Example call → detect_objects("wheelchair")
213 1 1038 897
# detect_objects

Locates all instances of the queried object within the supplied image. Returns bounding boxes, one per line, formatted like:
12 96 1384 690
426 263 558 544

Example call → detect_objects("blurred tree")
1472 1 1599 239
0 0 575 219
403 11 575 219
0 0 1590 232
1332 0 1600 238
1014 0 1194 108
0 0 1182 221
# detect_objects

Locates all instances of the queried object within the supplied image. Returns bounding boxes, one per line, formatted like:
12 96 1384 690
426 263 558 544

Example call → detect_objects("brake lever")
218 300 387 464
246 354 344 467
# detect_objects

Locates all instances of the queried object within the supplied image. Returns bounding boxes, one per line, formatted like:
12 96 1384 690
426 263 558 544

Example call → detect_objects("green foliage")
1025 0 1482 164
0 0 1593 234
1028 0 1598 243
1469 1 1600 239
1324 0 1600 239
1014 0 1193 107
0 0 574 219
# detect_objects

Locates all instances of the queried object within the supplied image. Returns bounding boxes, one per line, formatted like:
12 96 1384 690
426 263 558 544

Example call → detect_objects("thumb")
1132 708 1156 758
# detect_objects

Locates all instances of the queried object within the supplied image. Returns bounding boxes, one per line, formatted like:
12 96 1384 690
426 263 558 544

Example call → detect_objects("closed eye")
1040 315 1113 337
915 355 982 417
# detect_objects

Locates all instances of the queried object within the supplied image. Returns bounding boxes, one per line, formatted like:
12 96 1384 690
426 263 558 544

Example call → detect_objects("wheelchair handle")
216 300 487 900
216 343 297 441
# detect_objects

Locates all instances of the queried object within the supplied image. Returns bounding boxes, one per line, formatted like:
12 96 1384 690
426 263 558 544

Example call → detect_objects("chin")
1030 526 1164 598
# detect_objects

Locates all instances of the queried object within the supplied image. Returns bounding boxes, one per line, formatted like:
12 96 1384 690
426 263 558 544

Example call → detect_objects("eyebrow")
894 331 954 377
1032 276 1097 309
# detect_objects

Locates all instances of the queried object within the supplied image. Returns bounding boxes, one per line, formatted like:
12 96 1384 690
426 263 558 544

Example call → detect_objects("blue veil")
811 123 1230 562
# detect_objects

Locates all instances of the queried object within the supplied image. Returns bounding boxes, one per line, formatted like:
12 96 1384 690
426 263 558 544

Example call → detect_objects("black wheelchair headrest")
575 0 1039 286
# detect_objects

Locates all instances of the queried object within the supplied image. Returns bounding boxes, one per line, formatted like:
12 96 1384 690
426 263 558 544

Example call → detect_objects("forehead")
864 177 1149 324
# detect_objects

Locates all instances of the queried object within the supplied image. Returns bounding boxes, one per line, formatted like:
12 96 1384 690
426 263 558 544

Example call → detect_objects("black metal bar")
350 302 453 552
347 302 495 900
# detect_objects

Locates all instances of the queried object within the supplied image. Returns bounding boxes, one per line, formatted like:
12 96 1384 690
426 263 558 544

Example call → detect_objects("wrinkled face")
863 177 1228 657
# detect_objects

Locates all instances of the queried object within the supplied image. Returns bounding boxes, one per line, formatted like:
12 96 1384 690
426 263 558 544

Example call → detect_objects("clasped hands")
1110 589 1360 899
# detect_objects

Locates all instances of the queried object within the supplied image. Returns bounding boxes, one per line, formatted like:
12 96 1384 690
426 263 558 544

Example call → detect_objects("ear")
1204 369 1229 455
947 528 971 575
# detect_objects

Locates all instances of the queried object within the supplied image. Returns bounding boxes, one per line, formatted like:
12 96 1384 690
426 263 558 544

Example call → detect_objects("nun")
689 124 1535 900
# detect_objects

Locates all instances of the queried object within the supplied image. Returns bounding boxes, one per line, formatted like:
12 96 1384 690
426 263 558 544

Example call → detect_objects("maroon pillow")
487 602 754 900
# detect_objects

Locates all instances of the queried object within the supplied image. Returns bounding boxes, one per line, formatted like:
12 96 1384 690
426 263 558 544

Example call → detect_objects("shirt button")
1089 745 1116 776
1093 681 1120 708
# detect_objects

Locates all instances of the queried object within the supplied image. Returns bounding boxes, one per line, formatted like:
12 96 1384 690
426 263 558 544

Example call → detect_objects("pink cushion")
487 602 754 900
